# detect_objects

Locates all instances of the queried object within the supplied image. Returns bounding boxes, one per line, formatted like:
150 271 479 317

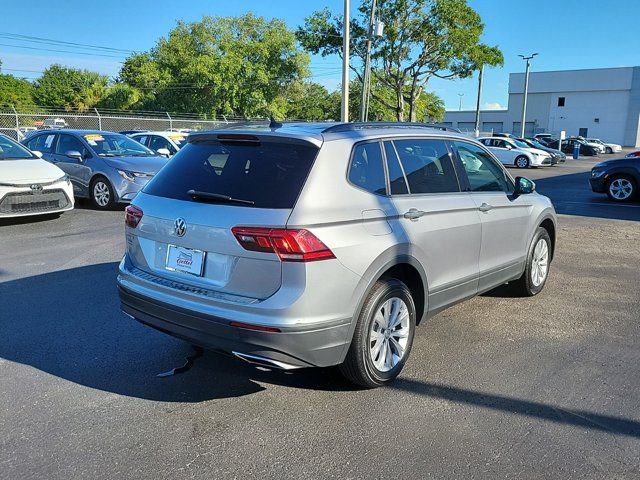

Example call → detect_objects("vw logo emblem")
30 184 43 193
174 218 187 237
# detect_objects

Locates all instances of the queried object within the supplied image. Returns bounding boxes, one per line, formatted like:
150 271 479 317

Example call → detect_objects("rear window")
143 138 319 208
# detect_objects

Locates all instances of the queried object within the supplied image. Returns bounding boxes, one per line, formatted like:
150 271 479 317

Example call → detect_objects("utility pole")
360 0 377 121
474 65 484 136
341 0 350 122
519 53 538 138
458 93 464 111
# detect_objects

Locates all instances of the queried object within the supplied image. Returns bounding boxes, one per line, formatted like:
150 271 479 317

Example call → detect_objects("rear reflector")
125 205 143 228
231 227 335 262
229 321 281 333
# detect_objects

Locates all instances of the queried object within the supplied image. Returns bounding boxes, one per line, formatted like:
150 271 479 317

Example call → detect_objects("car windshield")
513 139 530 149
84 133 156 157
587 139 603 144
527 139 547 149
0 135 36 160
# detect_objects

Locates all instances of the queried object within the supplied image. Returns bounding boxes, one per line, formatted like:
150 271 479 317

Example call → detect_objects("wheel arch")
339 248 430 363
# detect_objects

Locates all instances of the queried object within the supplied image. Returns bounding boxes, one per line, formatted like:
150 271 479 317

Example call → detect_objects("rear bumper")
118 282 352 369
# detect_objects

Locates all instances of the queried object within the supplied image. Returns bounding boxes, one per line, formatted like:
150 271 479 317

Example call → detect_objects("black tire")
605 147 612 154
514 155 530 169
339 278 416 388
90 176 116 210
509 227 552 297
606 174 636 203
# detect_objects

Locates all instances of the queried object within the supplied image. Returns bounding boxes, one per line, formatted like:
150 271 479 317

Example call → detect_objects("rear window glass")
348 142 387 195
143 138 319 208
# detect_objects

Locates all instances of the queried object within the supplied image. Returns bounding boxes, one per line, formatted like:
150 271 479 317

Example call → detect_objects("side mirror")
514 176 536 196
66 150 84 161
32 150 43 158
156 148 171 157
505 144 513 150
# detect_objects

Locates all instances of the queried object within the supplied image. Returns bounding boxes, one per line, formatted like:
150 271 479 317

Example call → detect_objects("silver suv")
117 122 556 387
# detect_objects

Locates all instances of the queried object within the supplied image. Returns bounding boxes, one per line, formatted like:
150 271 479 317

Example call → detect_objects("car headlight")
118 170 152 182
591 170 606 178
56 174 71 185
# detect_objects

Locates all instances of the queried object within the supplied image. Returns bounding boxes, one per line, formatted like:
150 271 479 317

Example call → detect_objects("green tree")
0 73 34 109
297 0 503 121
97 83 145 110
34 65 109 111
120 14 310 117
283 82 333 120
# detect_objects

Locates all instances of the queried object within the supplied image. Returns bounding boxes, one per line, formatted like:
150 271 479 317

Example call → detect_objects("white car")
130 131 188 157
478 137 552 168
0 134 74 218
586 138 622 154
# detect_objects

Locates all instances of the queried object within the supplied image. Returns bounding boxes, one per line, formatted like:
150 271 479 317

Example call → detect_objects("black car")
590 157 640 202
546 138 599 157
520 138 566 163
119 130 148 136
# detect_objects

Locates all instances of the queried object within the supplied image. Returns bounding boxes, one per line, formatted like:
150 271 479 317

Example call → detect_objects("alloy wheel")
608 178 633 201
530 238 549 287
93 181 110 207
369 297 410 372
516 157 529 168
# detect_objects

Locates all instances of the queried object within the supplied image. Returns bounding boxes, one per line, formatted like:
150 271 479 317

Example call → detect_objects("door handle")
478 203 493 212
403 208 426 221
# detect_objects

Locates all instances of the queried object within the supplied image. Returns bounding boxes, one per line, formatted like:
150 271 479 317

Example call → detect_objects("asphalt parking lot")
1 153 639 479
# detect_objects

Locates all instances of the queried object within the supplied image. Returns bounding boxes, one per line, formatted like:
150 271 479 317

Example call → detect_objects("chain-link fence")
0 106 259 141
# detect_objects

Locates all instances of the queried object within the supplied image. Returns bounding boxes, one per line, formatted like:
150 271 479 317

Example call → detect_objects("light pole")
474 65 484 136
360 0 377 121
518 53 538 138
458 93 464 111
341 0 350 122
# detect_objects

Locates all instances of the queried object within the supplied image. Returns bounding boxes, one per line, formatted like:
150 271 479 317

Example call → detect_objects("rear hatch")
126 133 320 300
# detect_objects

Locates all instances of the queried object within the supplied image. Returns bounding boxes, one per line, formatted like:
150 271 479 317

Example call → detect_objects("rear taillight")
125 205 143 228
231 227 335 262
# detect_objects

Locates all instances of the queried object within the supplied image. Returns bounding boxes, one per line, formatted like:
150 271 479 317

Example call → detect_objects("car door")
384 138 482 311
450 140 532 292
51 134 93 196
25 133 57 163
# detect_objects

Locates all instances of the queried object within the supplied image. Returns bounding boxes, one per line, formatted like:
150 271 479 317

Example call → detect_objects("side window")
453 141 513 193
26 134 56 154
393 138 460 194
480 139 491 146
349 142 387 195
149 136 171 152
55 134 89 158
383 141 408 194
494 139 507 148
136 135 148 146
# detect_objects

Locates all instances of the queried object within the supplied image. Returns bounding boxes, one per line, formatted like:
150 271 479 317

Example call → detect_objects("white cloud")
482 102 505 110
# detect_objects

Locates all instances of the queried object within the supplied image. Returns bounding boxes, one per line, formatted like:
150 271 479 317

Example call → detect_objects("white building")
443 66 640 147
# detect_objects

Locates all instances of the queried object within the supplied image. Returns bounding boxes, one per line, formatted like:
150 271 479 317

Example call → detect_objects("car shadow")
2 262 640 438
0 262 356 403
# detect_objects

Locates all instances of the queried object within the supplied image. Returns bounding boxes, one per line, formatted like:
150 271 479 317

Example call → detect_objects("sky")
1 0 639 111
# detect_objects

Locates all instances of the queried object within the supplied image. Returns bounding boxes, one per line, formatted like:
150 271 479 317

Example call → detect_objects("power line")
0 42 127 59
0 32 136 54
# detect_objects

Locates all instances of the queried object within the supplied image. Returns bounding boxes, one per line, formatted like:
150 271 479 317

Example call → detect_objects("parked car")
533 133 555 143
520 138 566 163
22 130 168 209
493 132 517 139
586 138 622 154
626 151 640 158
478 137 552 168
117 122 557 387
42 118 68 129
130 131 188 157
575 137 605 154
546 138 599 157
0 134 74 218
590 156 639 202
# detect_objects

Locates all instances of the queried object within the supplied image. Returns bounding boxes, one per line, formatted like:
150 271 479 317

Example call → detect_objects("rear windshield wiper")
187 190 255 206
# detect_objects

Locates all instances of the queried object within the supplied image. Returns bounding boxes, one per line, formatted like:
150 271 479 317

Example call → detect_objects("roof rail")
321 122 461 134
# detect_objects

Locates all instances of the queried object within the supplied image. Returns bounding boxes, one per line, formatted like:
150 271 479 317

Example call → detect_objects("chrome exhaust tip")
232 351 301 370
